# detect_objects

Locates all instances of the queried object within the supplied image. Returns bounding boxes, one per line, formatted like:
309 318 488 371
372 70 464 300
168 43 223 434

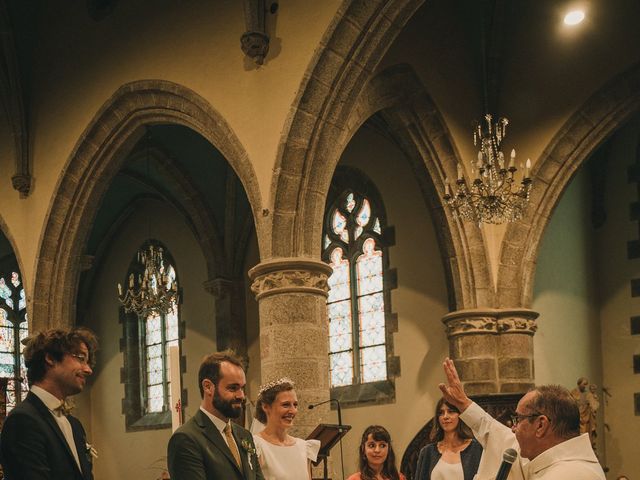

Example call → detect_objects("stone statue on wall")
570 377 599 450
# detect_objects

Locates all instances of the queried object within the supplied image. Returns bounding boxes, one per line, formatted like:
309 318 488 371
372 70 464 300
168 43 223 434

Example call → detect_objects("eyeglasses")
510 412 543 426
70 353 90 365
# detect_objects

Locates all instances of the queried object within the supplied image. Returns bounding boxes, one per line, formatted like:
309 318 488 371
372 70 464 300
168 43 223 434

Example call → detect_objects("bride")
253 378 320 480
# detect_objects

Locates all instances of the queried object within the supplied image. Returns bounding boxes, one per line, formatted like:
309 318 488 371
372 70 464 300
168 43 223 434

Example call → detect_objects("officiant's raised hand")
438 357 472 412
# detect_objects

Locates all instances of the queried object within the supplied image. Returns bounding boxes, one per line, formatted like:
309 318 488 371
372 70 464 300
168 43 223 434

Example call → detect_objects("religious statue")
570 377 599 450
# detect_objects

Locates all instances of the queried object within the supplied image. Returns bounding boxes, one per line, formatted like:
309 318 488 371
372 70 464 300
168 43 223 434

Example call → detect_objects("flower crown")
258 377 294 397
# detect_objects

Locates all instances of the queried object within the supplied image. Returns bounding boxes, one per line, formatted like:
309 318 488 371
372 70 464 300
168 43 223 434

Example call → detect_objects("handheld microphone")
495 448 518 480
308 398 343 426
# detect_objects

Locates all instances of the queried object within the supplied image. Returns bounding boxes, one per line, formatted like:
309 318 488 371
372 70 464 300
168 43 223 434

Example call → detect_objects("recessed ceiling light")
564 10 585 26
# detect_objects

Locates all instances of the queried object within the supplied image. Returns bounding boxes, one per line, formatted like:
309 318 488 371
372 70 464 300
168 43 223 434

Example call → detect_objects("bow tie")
53 400 74 416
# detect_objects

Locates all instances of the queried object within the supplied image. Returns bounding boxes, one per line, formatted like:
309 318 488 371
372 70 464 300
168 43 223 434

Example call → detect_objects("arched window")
120 240 184 430
143 262 179 413
322 167 398 404
0 269 28 412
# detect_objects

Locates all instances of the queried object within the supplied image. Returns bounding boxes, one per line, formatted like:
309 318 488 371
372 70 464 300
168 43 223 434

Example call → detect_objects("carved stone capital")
248 258 333 301
497 317 538 334
11 172 32 199
203 278 234 299
443 314 497 337
442 308 539 338
241 31 270 65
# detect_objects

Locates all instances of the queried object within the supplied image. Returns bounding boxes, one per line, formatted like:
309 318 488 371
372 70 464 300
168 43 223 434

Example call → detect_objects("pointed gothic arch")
32 80 261 328
497 62 640 308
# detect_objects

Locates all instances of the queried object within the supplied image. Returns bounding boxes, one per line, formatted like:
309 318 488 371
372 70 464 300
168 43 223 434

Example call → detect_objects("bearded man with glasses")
438 358 605 479
0 327 98 480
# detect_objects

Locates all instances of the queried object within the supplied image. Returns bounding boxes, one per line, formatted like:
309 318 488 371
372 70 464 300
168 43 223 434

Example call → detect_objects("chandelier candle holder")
117 242 179 317
444 114 533 224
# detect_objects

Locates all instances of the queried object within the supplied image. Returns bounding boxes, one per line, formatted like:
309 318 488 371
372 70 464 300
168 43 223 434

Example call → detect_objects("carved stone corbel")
0 1 32 198
241 0 270 65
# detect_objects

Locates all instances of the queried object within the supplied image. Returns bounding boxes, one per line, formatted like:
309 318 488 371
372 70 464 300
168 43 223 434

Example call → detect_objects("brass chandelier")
443 114 532 224
117 241 178 317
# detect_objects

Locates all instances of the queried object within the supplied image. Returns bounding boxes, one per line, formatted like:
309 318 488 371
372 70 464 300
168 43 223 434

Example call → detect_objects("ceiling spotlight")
563 10 585 26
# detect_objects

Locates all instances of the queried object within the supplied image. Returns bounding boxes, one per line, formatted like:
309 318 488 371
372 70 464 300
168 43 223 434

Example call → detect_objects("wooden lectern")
307 423 351 480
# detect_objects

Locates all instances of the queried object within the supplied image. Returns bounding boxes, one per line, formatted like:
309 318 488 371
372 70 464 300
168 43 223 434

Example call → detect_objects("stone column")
442 308 539 395
248 257 333 437
203 278 248 358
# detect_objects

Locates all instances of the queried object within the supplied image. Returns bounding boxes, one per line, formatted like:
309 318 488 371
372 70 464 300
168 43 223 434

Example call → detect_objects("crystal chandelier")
117 241 179 317
443 114 532 224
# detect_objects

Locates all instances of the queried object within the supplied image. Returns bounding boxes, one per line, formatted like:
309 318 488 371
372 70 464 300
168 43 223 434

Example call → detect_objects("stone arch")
357 65 493 309
497 62 640 308
33 80 261 328
269 0 425 260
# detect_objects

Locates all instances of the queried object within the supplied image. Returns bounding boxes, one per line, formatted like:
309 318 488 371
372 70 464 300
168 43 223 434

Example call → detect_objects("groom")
168 351 264 480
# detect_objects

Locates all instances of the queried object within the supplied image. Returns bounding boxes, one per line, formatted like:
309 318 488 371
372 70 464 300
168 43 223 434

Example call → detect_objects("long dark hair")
429 398 474 443
358 425 401 480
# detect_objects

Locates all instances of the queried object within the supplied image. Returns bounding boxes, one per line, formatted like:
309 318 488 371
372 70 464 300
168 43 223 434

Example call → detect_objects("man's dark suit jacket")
168 409 264 480
0 391 93 480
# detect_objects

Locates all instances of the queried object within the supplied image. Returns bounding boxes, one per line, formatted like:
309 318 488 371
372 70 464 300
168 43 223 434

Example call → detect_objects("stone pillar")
203 278 248 358
248 258 333 437
442 308 539 395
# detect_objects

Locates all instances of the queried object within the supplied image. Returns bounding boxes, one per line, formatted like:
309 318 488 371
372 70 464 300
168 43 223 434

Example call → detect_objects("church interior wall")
79 198 215 480
244 232 262 411
531 163 603 455
595 115 640 478
334 124 450 474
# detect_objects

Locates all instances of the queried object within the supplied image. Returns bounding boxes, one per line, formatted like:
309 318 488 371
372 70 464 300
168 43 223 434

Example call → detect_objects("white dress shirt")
31 385 82 470
199 406 240 451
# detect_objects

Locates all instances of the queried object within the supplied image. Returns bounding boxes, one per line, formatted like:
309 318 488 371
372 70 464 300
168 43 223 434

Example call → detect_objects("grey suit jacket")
168 409 264 480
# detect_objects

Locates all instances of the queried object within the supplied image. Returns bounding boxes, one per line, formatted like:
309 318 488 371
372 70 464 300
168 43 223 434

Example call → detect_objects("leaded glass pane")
329 351 353 387
373 218 381 234
345 193 356 212
331 210 347 238
0 279 10 299
328 300 352 352
360 345 387 383
147 344 162 360
327 249 350 303
165 302 179 341
19 289 25 310
354 226 363 240
324 234 331 249
10 272 20 288
148 384 164 413
356 199 371 227
357 239 383 296
146 314 162 345
359 298 385 347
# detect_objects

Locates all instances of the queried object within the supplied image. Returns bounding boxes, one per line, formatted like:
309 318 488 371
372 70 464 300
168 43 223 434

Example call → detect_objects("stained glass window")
323 189 389 388
142 263 180 414
0 270 28 412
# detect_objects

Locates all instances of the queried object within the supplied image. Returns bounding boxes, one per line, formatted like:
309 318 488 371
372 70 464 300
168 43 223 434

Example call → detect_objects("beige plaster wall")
0 0 342 296
335 126 450 476
596 115 640 478
79 198 215 480
531 164 604 457
532 165 601 387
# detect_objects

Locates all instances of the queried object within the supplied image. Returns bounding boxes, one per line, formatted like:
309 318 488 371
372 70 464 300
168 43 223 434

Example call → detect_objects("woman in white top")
253 378 320 480
414 398 482 480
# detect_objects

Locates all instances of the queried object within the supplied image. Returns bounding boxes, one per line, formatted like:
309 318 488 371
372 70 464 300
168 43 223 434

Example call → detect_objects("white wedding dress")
253 435 321 480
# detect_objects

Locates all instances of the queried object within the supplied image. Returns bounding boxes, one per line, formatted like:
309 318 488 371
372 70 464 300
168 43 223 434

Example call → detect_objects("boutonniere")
240 439 255 470
85 442 98 462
